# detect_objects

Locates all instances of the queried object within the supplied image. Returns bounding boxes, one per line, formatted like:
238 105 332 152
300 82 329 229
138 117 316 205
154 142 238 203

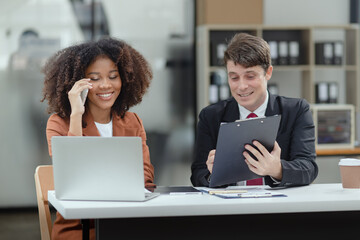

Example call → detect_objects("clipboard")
209 115 281 188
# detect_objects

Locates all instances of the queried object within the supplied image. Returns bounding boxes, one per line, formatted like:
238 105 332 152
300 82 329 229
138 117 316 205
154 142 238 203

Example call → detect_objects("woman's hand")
68 79 92 116
68 79 92 136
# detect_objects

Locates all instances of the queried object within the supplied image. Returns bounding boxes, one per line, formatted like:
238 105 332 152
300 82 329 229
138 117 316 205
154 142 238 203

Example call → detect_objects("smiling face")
227 60 272 112
85 56 121 120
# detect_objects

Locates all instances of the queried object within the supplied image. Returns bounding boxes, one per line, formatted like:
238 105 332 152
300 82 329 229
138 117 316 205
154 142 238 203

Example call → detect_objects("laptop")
209 115 281 188
51 136 159 201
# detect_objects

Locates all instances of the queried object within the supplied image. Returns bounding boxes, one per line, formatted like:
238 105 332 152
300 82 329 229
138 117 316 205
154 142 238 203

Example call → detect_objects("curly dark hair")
41 36 152 120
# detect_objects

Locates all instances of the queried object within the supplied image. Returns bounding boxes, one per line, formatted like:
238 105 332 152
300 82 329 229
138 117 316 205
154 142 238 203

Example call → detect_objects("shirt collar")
238 91 269 120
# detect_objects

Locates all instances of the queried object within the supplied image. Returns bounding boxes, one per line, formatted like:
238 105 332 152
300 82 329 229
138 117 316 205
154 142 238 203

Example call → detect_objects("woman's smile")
97 92 114 100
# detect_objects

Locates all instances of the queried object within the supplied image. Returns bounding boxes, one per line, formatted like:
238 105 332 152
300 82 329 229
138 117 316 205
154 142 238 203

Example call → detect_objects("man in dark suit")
191 33 318 188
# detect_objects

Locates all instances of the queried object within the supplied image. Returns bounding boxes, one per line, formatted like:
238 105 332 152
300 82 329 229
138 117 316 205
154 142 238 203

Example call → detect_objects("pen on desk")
209 190 248 195
238 193 272 198
169 192 203 195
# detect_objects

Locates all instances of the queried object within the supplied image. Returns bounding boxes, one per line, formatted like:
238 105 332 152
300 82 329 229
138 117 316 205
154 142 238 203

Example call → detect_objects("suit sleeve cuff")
270 176 281 185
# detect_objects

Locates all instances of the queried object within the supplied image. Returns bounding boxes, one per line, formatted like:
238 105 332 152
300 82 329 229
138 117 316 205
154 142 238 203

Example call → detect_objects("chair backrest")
34 165 54 240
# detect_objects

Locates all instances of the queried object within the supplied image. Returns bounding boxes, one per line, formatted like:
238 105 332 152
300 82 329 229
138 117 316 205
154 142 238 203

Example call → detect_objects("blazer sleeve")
132 113 155 188
271 99 318 188
46 114 72 157
191 108 218 187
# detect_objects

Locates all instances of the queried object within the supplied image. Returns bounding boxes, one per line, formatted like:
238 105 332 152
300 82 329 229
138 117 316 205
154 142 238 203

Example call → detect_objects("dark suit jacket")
191 93 318 188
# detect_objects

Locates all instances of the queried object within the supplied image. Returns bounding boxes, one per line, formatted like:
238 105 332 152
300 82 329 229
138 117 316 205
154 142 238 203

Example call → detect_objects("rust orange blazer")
46 111 155 240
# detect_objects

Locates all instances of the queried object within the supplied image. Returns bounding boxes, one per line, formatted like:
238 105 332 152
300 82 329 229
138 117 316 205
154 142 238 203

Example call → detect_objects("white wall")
264 0 349 26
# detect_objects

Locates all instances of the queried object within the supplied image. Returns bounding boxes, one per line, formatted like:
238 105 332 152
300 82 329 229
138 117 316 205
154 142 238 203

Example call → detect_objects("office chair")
34 165 54 240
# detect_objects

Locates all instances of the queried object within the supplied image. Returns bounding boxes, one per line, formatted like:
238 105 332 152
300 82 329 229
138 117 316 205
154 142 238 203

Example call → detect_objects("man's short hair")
224 33 271 73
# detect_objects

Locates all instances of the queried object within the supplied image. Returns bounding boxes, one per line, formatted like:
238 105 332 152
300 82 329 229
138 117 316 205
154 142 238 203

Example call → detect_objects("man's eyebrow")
244 69 258 73
228 70 257 75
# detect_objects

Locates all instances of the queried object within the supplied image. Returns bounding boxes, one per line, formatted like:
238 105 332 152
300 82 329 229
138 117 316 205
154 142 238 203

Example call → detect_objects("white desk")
48 184 360 239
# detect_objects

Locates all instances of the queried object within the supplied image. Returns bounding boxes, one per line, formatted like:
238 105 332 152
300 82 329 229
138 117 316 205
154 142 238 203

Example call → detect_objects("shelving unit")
196 24 359 116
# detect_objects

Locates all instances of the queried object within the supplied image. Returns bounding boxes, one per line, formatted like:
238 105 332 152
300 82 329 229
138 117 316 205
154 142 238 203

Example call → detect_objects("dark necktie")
245 113 264 186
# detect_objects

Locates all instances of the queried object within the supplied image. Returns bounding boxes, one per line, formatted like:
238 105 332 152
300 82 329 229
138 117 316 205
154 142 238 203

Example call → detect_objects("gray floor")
0 208 57 240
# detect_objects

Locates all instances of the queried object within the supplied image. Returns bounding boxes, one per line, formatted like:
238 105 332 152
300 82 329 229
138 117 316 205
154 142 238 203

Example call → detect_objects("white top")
94 119 113 137
48 184 360 220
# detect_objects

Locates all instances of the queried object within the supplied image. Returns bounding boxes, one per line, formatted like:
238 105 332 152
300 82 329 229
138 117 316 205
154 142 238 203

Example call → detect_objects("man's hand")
243 141 282 180
206 149 216 173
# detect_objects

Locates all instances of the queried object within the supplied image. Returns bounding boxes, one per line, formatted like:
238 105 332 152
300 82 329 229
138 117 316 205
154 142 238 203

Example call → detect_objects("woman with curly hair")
42 37 155 240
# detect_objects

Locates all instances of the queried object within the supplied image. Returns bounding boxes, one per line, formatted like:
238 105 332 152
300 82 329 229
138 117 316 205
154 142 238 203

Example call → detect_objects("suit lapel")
265 93 283 137
265 92 281 116
222 98 240 122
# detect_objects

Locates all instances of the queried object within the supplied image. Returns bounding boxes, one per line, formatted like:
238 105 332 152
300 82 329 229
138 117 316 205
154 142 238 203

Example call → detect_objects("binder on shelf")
278 41 289 65
209 84 219 104
219 85 230 100
323 43 333 65
217 69 230 101
315 42 333 65
268 41 278 65
289 41 300 65
209 72 220 104
315 82 329 103
315 82 338 104
216 43 227 65
328 82 338 103
315 43 324 65
210 41 226 66
315 42 325 65
333 42 343 65
209 70 228 104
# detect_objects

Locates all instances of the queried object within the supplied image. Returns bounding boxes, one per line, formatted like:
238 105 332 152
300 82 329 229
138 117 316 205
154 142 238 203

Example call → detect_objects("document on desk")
197 186 287 199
